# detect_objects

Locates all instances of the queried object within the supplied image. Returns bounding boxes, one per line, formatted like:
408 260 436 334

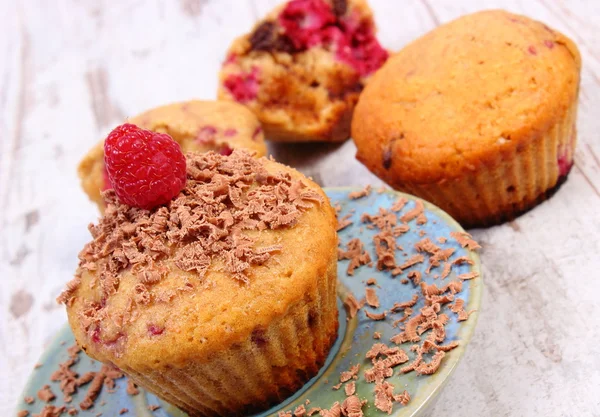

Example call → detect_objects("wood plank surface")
1 0 599 415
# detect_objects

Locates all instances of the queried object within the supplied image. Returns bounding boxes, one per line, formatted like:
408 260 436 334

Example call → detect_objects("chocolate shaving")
391 254 424 276
390 197 408 212
126 380 139 396
422 339 459 353
394 390 410 406
336 213 353 231
458 271 479 280
56 277 81 306
365 310 386 321
366 278 377 285
400 201 424 223
332 383 343 390
391 294 418 312
374 381 395 414
365 287 379 308
442 280 463 294
343 293 362 319
373 229 397 271
414 351 446 375
420 282 443 297
391 314 424 344
452 256 474 265
348 185 371 200
147 405 160 411
293 405 306 417
321 402 342 417
373 332 382 339
79 366 108 410
341 395 364 417
450 298 475 321
393 307 413 326
345 381 356 396
361 208 397 230
34 406 66 417
440 262 452 279
407 270 422 285
17 411 29 417
25 396 35 404
119 409 129 415
450 231 481 250
340 364 360 382
338 238 371 275
364 360 393 384
37 385 56 403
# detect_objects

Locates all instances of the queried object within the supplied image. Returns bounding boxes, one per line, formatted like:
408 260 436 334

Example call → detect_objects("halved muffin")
218 0 388 142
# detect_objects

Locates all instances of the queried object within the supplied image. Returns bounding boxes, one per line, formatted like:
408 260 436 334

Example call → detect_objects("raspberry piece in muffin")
218 0 388 142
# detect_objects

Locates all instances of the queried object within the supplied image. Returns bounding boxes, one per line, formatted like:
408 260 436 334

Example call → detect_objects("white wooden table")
2 1 599 415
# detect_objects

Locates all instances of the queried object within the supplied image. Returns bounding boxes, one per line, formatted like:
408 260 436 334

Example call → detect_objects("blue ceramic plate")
16 188 482 417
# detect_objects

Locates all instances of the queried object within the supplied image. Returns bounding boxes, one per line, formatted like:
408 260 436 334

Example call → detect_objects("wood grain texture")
1 0 600 415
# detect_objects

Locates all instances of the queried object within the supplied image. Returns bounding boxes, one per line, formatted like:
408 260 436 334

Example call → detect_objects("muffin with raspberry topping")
59 147 339 417
218 0 388 142
78 100 267 210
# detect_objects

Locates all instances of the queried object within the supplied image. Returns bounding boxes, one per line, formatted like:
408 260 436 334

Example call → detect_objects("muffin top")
352 10 581 184
62 150 337 368
78 100 267 209
129 100 266 156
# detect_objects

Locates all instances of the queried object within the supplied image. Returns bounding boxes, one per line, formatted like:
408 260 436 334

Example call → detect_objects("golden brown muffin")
79 100 267 210
59 150 339 417
352 10 581 228
218 0 388 142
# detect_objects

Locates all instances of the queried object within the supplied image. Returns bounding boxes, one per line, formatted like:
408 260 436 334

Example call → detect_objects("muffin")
59 149 339 417
79 100 267 209
352 10 581 228
218 0 388 142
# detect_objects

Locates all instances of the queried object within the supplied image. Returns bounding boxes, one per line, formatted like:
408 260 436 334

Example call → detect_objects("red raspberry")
104 123 187 210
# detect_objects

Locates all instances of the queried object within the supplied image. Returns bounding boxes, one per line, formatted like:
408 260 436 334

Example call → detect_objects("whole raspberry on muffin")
79 100 267 210
218 0 388 142
59 150 339 417
352 10 581 228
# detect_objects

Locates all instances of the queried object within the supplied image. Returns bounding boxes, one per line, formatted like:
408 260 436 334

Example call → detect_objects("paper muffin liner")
400 99 578 228
117 256 339 417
